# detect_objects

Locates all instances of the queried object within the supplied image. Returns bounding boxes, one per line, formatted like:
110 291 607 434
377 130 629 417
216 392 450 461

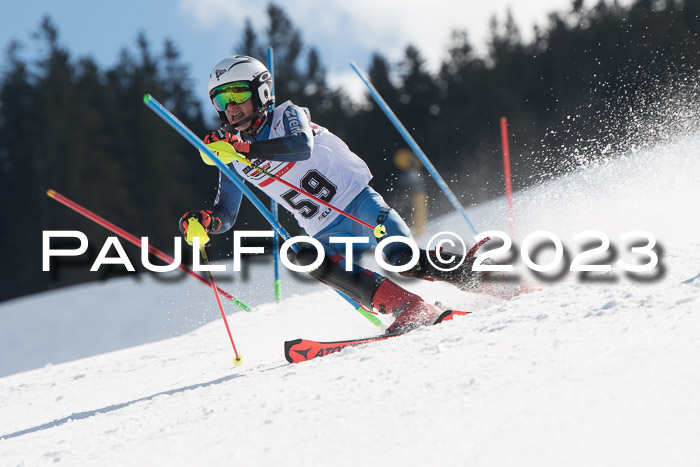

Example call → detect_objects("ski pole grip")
185 217 210 246
373 224 387 238
200 141 251 166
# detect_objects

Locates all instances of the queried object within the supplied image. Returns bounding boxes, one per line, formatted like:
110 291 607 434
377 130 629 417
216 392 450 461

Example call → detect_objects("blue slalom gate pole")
350 61 479 235
143 94 381 326
267 47 281 302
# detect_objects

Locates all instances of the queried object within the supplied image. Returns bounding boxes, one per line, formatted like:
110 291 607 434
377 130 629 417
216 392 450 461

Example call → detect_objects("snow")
1 131 699 465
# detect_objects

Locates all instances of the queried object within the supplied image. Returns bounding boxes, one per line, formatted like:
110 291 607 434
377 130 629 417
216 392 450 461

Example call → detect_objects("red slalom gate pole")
499 117 515 237
46 189 250 311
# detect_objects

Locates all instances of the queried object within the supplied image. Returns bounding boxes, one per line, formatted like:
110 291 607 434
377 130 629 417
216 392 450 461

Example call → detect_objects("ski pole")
143 94 383 327
185 217 243 366
46 189 251 311
204 141 387 238
350 61 479 235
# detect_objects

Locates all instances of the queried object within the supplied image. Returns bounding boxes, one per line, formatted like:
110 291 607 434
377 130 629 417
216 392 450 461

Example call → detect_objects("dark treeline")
1 0 698 301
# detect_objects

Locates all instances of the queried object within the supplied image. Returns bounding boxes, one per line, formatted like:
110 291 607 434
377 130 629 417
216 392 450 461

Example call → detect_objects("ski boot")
371 279 444 334
296 248 455 333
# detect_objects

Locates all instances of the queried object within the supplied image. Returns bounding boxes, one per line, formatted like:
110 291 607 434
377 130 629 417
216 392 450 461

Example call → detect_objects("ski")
284 310 469 363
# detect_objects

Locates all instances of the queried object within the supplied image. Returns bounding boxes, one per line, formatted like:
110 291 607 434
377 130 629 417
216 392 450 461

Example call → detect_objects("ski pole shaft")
189 222 242 365
213 143 384 238
206 140 384 237
203 247 242 364
350 61 479 235
46 189 250 311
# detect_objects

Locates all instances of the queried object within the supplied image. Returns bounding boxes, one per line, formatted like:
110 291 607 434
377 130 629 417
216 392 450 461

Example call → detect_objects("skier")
179 55 479 333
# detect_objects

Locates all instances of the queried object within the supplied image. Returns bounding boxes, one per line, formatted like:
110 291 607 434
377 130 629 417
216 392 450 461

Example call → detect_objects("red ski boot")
371 279 444 334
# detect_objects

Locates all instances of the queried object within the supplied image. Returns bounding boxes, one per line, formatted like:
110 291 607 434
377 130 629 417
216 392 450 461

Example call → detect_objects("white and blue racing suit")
206 101 479 312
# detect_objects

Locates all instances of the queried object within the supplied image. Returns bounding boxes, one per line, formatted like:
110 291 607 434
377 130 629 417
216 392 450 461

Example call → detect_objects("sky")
0 0 591 110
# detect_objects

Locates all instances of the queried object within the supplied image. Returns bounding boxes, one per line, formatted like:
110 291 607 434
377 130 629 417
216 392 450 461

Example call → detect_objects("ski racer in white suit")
179 56 477 333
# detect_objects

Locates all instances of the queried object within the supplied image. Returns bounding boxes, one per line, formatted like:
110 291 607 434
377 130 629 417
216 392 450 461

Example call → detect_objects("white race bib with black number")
232 101 372 236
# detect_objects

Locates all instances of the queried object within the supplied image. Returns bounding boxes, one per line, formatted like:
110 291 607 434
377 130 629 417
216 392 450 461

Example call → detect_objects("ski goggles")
210 81 252 111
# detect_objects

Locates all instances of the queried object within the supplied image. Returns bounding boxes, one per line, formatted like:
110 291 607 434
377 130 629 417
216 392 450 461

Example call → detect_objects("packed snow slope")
1 131 699 465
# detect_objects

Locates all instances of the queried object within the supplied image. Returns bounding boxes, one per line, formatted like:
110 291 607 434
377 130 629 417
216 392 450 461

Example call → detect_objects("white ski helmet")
207 55 274 127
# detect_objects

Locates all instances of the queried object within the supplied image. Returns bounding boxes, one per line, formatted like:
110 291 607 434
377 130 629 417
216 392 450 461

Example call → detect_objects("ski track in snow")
1 134 699 466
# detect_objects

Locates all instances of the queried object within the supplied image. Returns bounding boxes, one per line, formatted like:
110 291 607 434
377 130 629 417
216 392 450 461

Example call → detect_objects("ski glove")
179 210 222 237
203 129 251 154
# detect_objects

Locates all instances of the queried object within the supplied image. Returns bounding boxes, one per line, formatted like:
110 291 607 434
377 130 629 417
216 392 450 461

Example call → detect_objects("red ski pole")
46 189 250 311
186 217 243 365
204 141 387 238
